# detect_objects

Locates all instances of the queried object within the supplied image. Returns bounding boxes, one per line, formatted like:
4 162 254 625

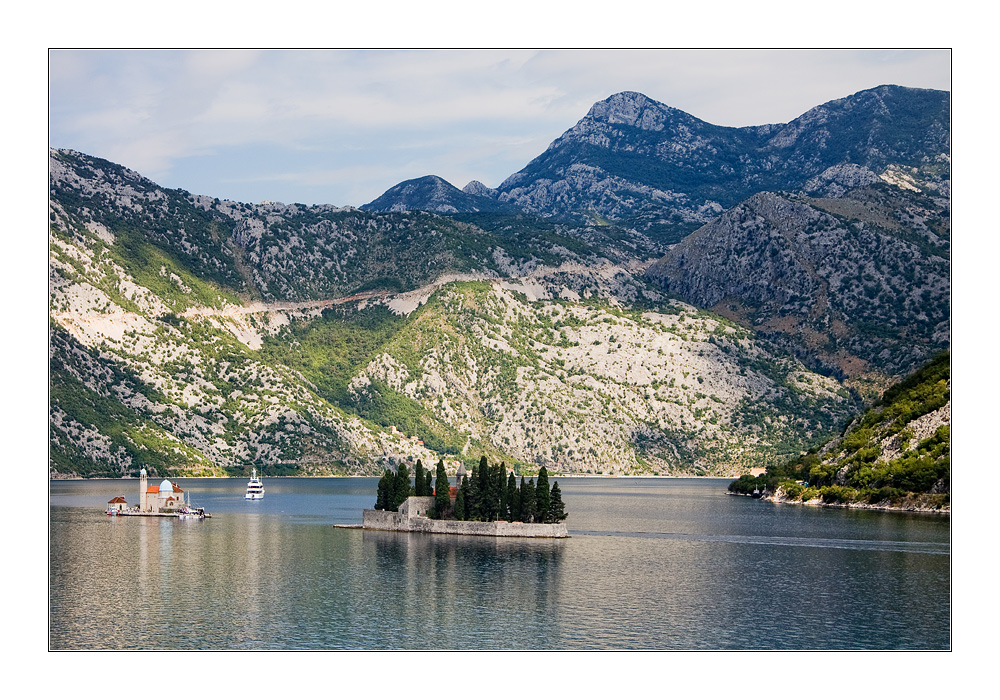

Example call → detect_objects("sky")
48 49 951 208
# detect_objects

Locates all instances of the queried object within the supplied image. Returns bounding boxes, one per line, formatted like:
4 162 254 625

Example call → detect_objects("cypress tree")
459 475 471 520
521 477 537 523
434 460 450 519
548 481 568 522
467 462 481 520
494 462 506 521
375 469 393 510
480 457 498 521
424 468 433 497
414 460 426 497
472 455 489 520
393 463 410 511
499 463 509 520
536 466 551 523
516 476 527 522
506 472 519 521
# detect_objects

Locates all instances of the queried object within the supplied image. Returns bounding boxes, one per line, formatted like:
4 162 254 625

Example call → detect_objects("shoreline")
49 473 736 481
729 491 950 515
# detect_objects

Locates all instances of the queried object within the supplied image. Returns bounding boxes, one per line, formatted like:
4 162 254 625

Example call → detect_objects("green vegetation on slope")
49 325 219 478
258 305 407 403
730 352 950 509
257 303 471 457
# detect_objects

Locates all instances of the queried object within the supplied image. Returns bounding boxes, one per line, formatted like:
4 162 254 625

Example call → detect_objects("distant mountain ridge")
49 149 648 304
361 175 519 214
365 86 949 244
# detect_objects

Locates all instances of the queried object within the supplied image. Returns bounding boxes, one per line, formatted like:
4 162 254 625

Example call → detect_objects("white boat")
178 489 210 518
245 468 265 500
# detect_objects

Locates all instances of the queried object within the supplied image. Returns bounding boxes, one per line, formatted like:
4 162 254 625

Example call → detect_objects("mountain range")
365 86 949 244
48 85 950 480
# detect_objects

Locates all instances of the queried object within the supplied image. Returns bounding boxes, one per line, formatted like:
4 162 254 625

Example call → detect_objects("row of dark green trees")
373 456 568 524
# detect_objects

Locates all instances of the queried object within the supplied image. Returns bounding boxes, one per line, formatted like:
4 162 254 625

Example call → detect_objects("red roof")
146 482 183 494
108 496 127 503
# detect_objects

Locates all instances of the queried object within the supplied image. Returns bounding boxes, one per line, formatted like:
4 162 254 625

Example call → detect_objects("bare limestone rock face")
645 185 949 387
344 281 856 476
802 164 880 198
231 218 266 248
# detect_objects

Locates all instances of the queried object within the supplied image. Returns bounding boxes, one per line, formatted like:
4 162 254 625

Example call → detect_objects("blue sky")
48 49 951 208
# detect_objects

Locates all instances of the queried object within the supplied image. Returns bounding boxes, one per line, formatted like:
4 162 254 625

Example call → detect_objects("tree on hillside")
434 460 450 519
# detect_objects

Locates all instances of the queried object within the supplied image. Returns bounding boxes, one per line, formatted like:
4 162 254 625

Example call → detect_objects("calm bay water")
49 477 950 650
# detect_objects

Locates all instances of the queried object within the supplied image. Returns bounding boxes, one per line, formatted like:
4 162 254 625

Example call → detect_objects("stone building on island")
365 495 569 538
106 495 129 513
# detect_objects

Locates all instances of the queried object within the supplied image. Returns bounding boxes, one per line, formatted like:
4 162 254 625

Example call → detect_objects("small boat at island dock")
177 506 208 520
245 467 265 500
106 505 212 519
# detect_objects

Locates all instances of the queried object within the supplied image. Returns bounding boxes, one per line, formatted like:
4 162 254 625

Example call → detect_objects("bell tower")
139 468 148 511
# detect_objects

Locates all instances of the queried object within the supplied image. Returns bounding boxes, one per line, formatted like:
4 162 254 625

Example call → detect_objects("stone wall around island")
363 498 569 538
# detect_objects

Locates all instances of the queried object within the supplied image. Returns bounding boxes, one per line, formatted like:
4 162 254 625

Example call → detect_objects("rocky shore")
758 490 949 514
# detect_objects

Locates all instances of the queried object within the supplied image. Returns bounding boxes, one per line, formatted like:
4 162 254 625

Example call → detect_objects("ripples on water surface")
49 477 950 650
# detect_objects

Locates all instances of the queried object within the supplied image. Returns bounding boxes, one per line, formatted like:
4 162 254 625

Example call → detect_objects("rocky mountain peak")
578 91 687 132
462 180 497 198
362 175 518 215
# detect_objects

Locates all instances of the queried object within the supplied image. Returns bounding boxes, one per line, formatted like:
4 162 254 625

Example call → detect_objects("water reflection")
361 531 566 649
50 478 949 650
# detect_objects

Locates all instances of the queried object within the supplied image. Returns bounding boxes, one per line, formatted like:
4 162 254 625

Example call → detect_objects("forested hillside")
729 352 950 510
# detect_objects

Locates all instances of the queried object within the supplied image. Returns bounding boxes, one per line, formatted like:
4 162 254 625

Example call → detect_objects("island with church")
105 467 210 519
360 456 569 538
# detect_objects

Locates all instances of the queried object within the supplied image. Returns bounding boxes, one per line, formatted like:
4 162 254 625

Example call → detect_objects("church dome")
158 479 174 493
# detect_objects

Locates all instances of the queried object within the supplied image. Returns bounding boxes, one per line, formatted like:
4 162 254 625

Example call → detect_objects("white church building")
138 468 186 513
